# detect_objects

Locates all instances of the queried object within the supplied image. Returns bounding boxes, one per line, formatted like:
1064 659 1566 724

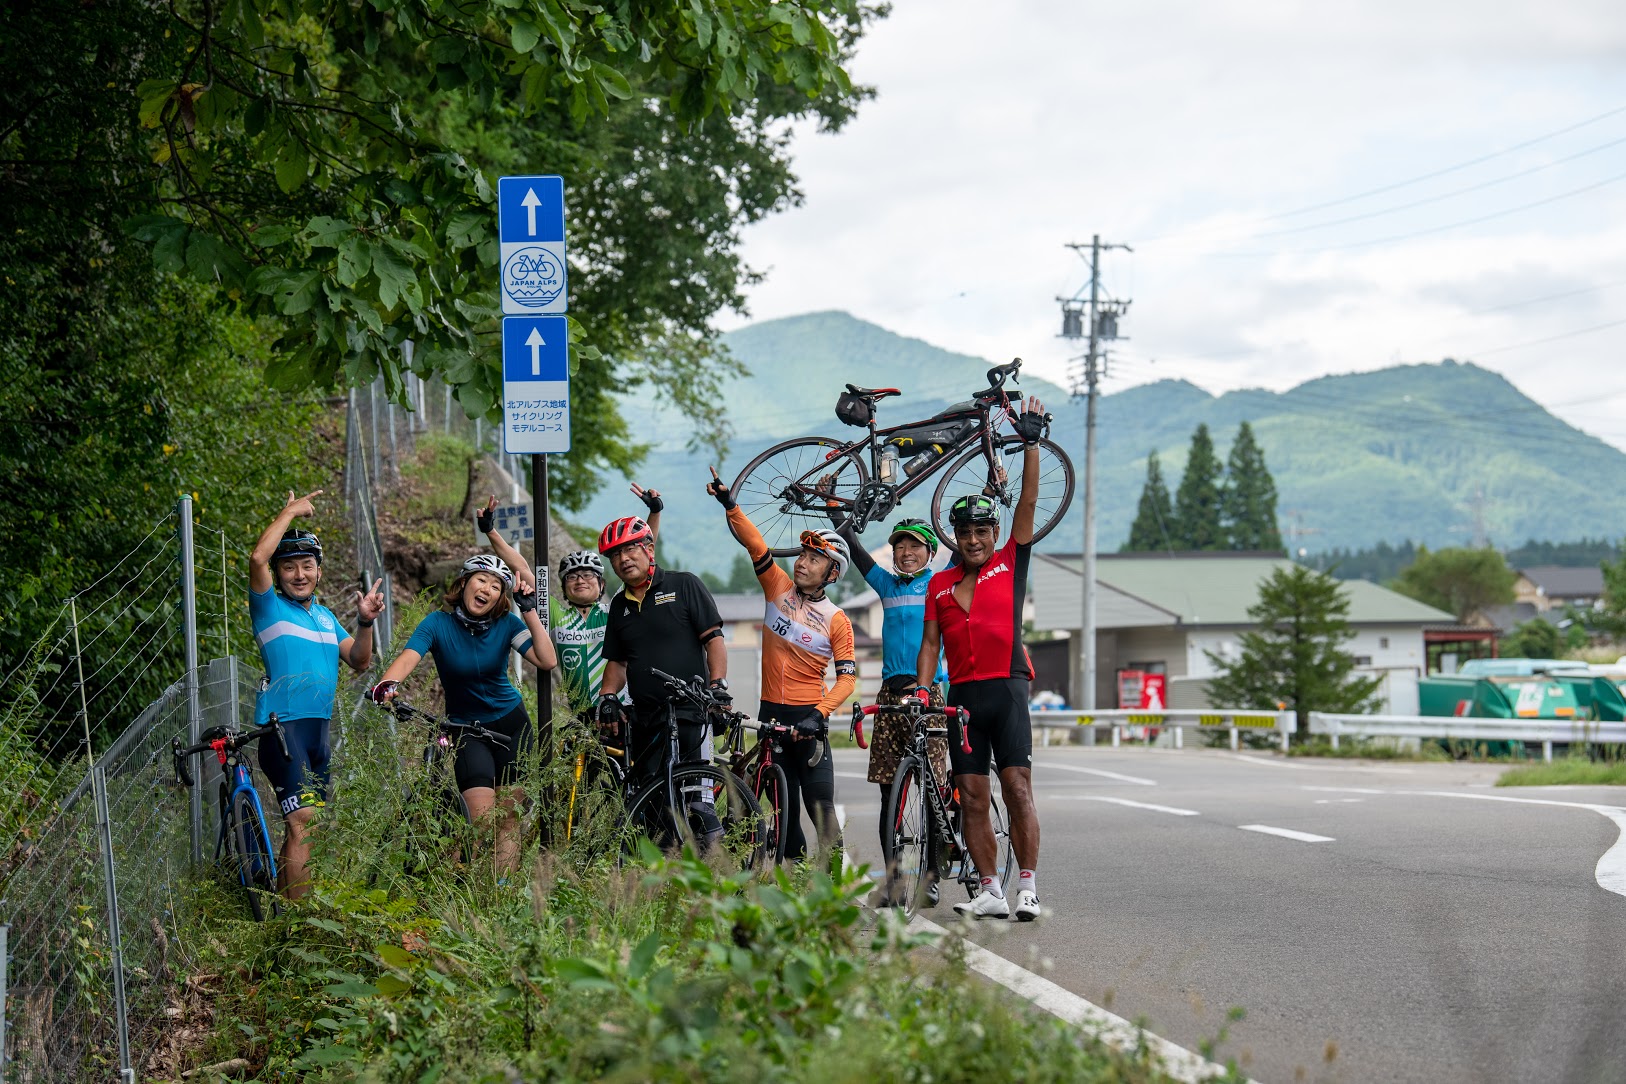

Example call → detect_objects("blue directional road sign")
497 175 567 315
501 316 571 454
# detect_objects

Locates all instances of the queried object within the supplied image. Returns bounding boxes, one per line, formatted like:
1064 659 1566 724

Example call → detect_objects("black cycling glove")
1010 409 1050 445
476 503 496 533
706 470 737 510
596 693 628 734
636 488 664 516
707 678 733 709
514 586 538 613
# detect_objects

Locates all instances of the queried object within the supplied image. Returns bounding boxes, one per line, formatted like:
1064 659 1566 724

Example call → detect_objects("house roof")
1517 565 1605 597
1033 552 1453 628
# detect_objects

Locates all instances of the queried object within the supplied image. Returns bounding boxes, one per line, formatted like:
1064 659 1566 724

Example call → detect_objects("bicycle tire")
232 790 281 921
929 436 1074 551
987 784 1016 894
730 436 870 557
623 764 766 871
754 761 790 865
883 756 933 918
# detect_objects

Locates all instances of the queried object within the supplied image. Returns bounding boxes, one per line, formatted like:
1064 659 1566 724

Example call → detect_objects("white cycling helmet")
461 553 514 591
558 550 604 581
799 529 850 584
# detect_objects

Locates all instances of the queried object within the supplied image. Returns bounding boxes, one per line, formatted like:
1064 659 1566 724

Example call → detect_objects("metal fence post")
444 384 452 434
92 766 134 1082
179 496 203 864
1 922 9 1084
369 380 382 487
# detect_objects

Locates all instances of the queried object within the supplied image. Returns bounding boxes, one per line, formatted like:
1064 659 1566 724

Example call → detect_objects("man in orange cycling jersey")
707 467 857 862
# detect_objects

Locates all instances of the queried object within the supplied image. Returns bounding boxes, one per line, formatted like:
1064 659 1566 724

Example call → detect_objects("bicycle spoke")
731 437 868 554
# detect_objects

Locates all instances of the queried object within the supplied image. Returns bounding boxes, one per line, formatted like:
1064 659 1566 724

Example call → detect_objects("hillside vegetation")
592 312 1626 577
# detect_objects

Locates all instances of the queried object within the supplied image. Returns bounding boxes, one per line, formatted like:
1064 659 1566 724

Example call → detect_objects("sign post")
497 175 568 772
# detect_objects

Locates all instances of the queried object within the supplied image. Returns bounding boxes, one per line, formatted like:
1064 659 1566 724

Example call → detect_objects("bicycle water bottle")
903 445 945 478
878 444 900 485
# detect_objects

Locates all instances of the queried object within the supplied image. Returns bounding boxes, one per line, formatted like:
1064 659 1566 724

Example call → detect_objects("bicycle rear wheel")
232 791 281 921
987 782 1016 894
930 436 1074 551
624 764 767 871
883 756 933 917
754 761 790 865
730 436 870 557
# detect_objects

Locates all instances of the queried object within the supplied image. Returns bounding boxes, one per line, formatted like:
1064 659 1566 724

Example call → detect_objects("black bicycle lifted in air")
728 358 1075 555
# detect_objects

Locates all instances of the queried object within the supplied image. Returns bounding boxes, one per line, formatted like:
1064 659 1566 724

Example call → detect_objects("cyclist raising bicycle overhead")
595 513 728 806
369 549 556 874
249 491 385 898
709 466 856 863
916 396 1049 921
550 485 662 715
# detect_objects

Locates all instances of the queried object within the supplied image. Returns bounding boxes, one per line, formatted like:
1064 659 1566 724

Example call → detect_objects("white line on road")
1412 790 1626 899
910 917 1248 1084
1072 796 1201 816
1302 785 1387 794
1314 798 1364 804
1226 754 1413 774
1239 824 1335 843
1036 762 1158 786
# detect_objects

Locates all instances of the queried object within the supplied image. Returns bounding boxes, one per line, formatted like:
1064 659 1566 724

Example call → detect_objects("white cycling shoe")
953 890 1011 919
1013 890 1041 922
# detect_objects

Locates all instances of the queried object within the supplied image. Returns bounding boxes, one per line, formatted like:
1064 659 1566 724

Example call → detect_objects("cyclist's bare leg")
955 772 999 889
463 784 522 873
280 805 315 898
997 765 1038 872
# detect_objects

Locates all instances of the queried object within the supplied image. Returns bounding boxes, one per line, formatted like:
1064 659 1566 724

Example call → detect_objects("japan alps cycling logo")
502 247 565 308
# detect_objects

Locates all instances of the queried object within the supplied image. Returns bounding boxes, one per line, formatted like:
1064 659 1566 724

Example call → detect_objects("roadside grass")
155 704 1219 1083
1284 737 1451 762
1497 757 1626 787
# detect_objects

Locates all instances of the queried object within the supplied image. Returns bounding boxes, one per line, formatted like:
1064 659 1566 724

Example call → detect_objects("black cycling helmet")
272 529 323 566
947 495 999 528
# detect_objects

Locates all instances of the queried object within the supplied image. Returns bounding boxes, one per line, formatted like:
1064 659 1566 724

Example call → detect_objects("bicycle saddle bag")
835 391 873 427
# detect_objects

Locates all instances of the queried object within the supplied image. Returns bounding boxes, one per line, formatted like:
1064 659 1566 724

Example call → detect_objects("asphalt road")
828 745 1626 1084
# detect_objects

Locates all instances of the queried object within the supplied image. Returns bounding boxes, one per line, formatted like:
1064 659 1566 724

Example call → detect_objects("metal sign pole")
535 453 552 737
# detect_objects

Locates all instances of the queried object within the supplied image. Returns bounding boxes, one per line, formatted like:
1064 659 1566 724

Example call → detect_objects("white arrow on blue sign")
501 316 571 454
497 176 567 316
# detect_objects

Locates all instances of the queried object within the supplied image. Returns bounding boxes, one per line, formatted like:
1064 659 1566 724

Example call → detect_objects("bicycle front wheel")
624 765 767 871
930 437 1074 551
232 791 281 921
883 756 934 917
754 761 790 865
730 436 870 557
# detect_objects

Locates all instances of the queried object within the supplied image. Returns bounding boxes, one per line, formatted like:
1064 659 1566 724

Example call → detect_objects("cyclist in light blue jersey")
249 490 384 898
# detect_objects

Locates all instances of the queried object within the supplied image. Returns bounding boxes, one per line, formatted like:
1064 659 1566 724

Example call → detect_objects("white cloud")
726 0 1626 447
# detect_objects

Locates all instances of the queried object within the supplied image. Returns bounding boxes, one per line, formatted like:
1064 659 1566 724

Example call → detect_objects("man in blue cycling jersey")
249 490 384 898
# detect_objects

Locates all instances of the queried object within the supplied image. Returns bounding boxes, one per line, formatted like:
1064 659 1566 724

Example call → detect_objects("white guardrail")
1309 712 1626 762
1029 708 1294 750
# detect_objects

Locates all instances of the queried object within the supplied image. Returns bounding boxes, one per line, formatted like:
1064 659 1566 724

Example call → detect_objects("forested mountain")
587 311 1626 576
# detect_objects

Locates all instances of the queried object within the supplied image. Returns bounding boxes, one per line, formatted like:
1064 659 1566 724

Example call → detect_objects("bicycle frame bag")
885 417 974 452
835 391 873 427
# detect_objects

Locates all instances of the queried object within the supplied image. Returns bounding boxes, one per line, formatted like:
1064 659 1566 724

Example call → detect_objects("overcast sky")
721 0 1626 450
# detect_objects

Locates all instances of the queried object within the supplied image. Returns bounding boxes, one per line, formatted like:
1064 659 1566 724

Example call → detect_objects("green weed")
1497 757 1626 786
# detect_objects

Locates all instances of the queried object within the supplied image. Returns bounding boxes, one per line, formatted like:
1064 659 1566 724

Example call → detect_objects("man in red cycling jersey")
915 396 1049 921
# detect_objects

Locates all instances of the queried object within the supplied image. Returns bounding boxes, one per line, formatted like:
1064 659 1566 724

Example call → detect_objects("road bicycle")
717 711 831 866
171 716 289 921
605 669 768 869
729 358 1075 555
382 701 512 871
561 709 628 852
851 699 1016 918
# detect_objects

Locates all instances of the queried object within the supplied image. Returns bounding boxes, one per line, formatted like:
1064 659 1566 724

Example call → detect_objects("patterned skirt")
867 682 951 785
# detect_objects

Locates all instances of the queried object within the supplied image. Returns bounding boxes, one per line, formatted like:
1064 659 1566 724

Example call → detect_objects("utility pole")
1059 236 1131 710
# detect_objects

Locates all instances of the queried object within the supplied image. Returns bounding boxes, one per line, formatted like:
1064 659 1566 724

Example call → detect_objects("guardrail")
1308 712 1626 762
1030 708 1294 750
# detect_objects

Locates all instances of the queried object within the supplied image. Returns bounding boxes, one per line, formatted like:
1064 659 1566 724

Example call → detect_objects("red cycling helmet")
597 516 654 555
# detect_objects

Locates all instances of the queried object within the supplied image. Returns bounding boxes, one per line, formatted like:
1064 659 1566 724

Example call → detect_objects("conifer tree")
1123 451 1174 551
1222 421 1283 551
1173 423 1226 550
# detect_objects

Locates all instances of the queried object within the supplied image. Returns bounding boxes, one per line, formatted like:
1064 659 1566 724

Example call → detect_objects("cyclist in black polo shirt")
595 515 730 803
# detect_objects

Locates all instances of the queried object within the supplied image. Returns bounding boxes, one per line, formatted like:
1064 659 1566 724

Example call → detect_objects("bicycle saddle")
844 384 901 401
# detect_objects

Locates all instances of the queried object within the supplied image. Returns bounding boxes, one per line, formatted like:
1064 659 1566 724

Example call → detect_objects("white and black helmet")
461 553 514 591
558 550 604 581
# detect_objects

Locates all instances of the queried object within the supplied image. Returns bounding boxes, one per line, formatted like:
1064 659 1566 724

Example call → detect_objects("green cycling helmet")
888 517 939 553
947 494 1000 527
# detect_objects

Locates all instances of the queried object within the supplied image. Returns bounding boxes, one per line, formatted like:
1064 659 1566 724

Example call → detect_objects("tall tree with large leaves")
1205 565 1382 736
1122 450 1174 552
1391 546 1515 623
1173 423 1225 551
1221 421 1283 551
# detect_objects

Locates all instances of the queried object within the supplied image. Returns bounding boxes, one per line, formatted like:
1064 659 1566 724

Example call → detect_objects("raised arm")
836 521 877 579
631 483 663 544
250 490 322 594
339 578 385 672
1010 396 1049 546
478 496 536 593
708 466 790 593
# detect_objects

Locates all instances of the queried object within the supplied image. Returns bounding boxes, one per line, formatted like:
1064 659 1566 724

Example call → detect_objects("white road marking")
835 771 870 782
1036 762 1157 786
1314 798 1364 804
1411 790 1626 899
1226 754 1413 774
1239 824 1335 843
910 917 1251 1084
1303 785 1387 794
1072 796 1201 817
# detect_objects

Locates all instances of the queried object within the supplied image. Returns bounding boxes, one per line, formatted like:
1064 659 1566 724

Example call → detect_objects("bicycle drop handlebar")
171 716 290 787
849 700 973 755
384 701 513 748
737 717 830 767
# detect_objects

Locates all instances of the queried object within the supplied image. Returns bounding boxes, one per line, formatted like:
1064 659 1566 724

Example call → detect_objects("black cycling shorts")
452 703 534 792
258 716 331 818
946 677 1033 778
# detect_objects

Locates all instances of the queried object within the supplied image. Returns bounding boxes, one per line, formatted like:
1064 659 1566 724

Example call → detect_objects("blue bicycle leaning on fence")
172 715 289 920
